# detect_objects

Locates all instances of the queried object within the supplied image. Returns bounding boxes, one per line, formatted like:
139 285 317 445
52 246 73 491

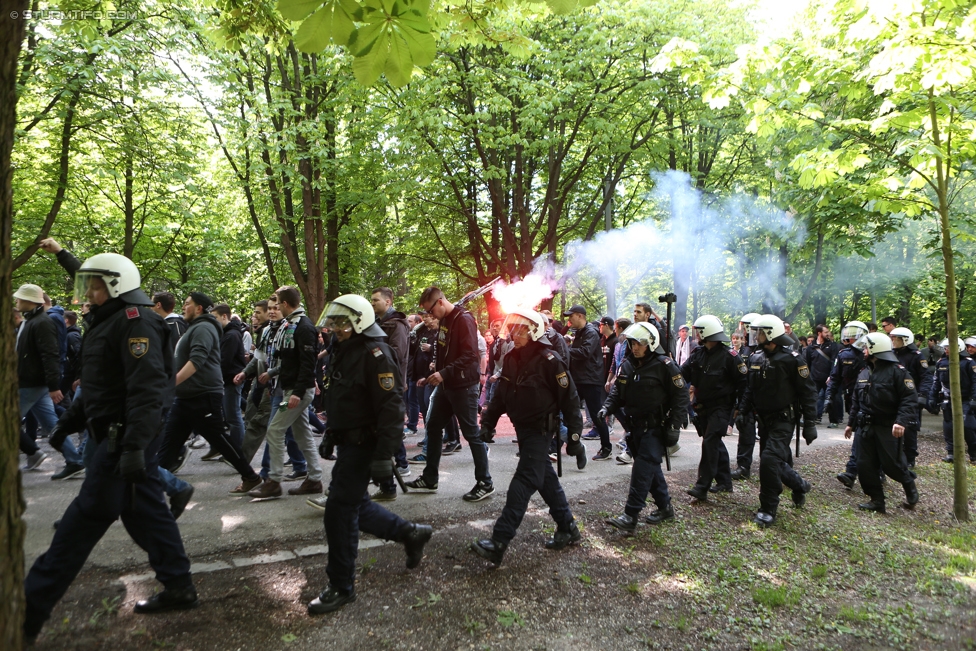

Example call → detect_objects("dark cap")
600 316 614 327
188 291 214 312
562 305 586 317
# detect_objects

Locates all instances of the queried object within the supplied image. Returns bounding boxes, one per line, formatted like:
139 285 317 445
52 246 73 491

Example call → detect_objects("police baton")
794 404 802 458
392 459 409 493
548 413 562 478
664 439 672 472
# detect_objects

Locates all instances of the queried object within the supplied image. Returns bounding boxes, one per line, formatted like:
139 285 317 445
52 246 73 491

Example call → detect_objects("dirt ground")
28 431 976 651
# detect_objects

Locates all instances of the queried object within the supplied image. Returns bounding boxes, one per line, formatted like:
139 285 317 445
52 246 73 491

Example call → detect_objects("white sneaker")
306 494 329 510
189 435 207 450
615 451 633 465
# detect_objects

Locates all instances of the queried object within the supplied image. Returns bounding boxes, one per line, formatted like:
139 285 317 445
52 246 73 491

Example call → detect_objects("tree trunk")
2 3 30 648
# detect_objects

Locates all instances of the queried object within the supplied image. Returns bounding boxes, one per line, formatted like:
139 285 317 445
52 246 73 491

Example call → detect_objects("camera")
658 292 677 304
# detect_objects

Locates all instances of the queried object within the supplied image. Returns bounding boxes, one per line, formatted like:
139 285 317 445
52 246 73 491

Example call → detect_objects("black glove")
597 408 608 421
117 449 148 483
733 411 745 431
565 431 584 458
802 423 818 445
48 423 68 453
926 400 940 415
370 459 393 483
665 427 681 447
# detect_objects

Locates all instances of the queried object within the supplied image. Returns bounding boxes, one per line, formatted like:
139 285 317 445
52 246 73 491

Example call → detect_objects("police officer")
829 321 869 488
470 309 586 564
308 295 433 614
24 253 197 642
738 315 818 528
844 333 920 512
681 315 746 500
601 322 689 532
928 337 976 463
890 327 932 467
731 314 760 480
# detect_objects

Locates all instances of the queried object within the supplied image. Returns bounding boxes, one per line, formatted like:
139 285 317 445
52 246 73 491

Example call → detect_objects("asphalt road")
24 412 936 572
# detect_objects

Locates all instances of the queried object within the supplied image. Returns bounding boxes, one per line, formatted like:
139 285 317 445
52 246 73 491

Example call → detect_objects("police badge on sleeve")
905 378 916 391
672 374 685 388
556 371 569 388
798 365 810 378
378 373 395 391
128 337 149 358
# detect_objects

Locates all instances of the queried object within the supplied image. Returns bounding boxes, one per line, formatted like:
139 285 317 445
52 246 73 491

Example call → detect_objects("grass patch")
751 585 802 609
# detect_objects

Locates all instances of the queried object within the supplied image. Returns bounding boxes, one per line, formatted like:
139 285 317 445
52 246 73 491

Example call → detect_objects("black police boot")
753 511 775 528
730 467 750 480
708 483 733 494
686 485 709 501
792 479 812 508
645 503 675 525
942 454 954 463
606 513 638 533
401 523 433 569
902 480 919 509
471 539 507 565
836 472 856 489
134 585 199 614
857 499 886 514
308 585 356 615
545 521 582 550
170 485 195 520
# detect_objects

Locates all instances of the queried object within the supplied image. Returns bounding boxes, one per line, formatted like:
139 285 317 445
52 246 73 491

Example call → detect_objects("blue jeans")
223 383 246 449
405 383 422 431
20 386 82 465
158 468 191 496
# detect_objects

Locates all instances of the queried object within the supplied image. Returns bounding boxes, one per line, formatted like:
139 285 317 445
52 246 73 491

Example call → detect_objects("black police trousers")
492 428 573 545
421 384 491 485
856 424 915 503
942 401 976 459
325 440 410 594
734 412 758 472
757 415 806 516
693 404 732 490
23 435 192 637
624 427 670 517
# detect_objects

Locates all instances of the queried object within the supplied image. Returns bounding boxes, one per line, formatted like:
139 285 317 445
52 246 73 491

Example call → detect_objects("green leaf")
294 6 335 52
546 0 579 14
398 24 435 67
277 0 324 21
385 32 412 87
352 31 388 85
349 20 386 57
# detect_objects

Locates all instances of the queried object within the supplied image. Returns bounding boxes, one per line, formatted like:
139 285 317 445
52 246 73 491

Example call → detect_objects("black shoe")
442 441 462 455
471 538 506 565
606 513 637 533
462 481 494 502
836 472 856 489
645 503 675 525
545 522 582 549
576 448 588 470
943 454 954 463
51 463 85 481
857 500 886 513
792 479 811 508
201 448 222 461
404 477 438 492
308 586 356 614
730 467 750 480
283 470 308 482
170 485 195 520
402 523 433 569
902 481 919 509
592 447 612 461
134 586 199 614
708 484 733 494
753 511 775 528
686 485 708 501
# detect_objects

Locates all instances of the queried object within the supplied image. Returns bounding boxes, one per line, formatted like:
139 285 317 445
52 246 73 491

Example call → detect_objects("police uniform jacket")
323 330 404 461
567 322 603 386
739 345 818 423
679 343 747 409
58 298 175 451
894 344 933 403
847 361 918 429
828 343 865 395
929 354 976 405
434 305 480 389
481 339 583 437
603 350 689 431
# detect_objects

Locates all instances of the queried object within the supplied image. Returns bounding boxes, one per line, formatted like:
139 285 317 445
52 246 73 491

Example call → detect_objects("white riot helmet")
889 327 914 348
623 322 660 349
693 314 729 342
854 332 898 362
964 336 976 350
841 321 869 342
318 294 383 337
751 314 788 346
500 308 547 343
72 253 152 306
939 337 966 354
740 313 762 346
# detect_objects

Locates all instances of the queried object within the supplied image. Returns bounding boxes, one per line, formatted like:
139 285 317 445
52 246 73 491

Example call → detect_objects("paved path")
25 413 941 572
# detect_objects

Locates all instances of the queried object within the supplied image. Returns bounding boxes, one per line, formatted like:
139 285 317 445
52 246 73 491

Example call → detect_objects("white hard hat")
693 314 729 342
889 327 914 346
500 308 547 343
855 332 898 362
751 314 787 345
841 321 869 342
73 253 151 305
318 294 381 336
623 322 660 349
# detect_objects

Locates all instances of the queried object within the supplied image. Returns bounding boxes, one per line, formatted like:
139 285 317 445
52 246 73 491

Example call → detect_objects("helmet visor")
841 324 867 341
72 270 111 305
317 301 358 333
623 323 655 347
500 313 536 342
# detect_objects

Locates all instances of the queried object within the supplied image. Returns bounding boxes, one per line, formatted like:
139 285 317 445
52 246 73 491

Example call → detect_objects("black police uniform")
829 343 867 483
680 343 747 495
603 350 689 521
474 339 584 560
893 343 932 466
315 325 430 608
24 297 194 639
929 352 976 461
848 360 919 510
732 343 759 478
739 341 818 524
